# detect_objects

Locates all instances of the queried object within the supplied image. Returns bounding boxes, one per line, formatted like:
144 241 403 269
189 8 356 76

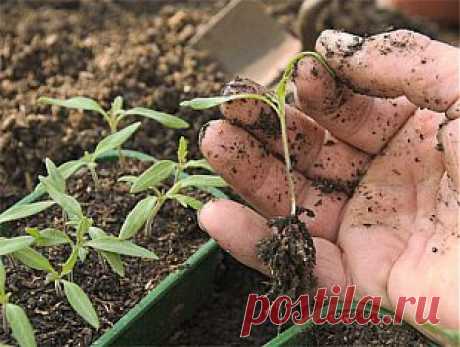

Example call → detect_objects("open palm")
198 30 459 345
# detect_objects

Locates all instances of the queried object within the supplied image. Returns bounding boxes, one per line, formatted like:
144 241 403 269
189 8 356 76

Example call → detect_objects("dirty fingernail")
222 76 264 96
317 30 364 58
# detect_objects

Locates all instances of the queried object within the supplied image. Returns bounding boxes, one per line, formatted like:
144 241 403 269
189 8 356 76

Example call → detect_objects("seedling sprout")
119 136 226 237
181 52 334 216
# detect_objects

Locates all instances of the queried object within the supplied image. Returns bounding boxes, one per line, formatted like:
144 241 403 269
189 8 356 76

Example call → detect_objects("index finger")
316 30 460 118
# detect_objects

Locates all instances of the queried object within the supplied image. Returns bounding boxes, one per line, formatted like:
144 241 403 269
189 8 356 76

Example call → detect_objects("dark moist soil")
167 256 280 346
0 159 210 346
0 0 228 203
257 212 316 299
301 320 434 346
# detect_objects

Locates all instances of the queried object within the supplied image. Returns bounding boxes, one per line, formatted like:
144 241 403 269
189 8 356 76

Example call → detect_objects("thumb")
316 30 460 118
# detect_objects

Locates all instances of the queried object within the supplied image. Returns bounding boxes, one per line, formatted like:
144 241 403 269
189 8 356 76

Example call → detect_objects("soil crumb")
256 212 316 298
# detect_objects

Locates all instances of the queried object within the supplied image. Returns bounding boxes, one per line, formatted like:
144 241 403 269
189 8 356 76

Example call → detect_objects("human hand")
197 30 459 345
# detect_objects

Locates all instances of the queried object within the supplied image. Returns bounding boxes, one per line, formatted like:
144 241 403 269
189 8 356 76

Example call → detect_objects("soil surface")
0 159 210 346
302 320 434 345
167 256 280 346
0 0 227 201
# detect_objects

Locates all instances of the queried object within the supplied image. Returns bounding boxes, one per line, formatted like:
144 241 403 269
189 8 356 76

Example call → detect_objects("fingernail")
222 77 264 96
318 30 364 58
197 200 216 232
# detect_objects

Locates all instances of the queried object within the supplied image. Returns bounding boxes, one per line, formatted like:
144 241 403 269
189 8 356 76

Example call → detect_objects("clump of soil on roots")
256 212 316 299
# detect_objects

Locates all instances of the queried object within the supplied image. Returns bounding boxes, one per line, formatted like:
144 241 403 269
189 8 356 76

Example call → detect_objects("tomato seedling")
181 52 334 216
119 136 226 237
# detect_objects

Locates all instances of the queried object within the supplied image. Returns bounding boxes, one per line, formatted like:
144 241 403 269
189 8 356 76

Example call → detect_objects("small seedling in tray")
0 159 159 345
38 95 189 134
38 95 189 164
0 258 36 347
119 136 226 237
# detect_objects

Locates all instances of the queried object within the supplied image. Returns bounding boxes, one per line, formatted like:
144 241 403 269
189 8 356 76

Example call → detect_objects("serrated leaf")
88 228 124 277
93 122 141 157
0 258 5 296
39 178 83 220
124 108 189 129
119 196 157 240
130 160 175 193
85 237 158 259
0 237 34 256
5 303 37 347
184 159 213 172
177 136 188 165
45 158 65 192
62 280 100 329
38 96 106 117
169 194 203 210
0 201 55 224
61 247 78 276
13 247 55 273
178 175 227 189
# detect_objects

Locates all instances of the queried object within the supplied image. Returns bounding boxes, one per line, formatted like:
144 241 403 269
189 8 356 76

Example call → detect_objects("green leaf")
36 229 71 247
85 237 158 259
5 303 37 347
78 247 88 263
177 136 188 165
119 196 158 240
101 251 125 277
39 178 83 220
34 160 85 195
61 247 78 276
117 175 137 184
130 160 175 194
88 227 106 240
169 194 203 210
111 96 123 114
124 108 189 129
178 175 227 189
38 96 106 117
93 122 141 157
180 96 240 110
0 237 34 256
58 160 86 179
88 228 124 277
44 158 65 192
24 228 41 239
0 201 55 224
0 258 5 296
62 280 100 329
13 247 55 273
184 159 213 172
